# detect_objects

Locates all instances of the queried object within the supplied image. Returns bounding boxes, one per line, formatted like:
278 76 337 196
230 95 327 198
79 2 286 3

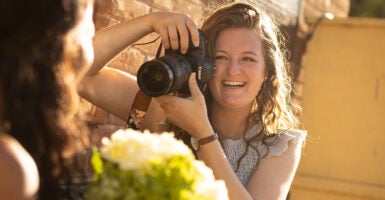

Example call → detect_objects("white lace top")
219 125 307 186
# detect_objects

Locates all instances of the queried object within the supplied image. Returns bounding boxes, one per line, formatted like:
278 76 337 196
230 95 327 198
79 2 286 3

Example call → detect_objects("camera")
137 30 214 97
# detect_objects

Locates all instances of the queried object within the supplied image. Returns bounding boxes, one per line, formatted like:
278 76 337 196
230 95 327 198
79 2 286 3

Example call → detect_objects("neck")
210 104 251 140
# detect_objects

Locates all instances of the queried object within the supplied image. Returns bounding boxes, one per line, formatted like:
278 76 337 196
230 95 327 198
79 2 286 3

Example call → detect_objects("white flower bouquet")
85 129 228 200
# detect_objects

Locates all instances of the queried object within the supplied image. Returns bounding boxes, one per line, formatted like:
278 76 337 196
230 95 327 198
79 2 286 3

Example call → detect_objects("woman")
155 2 307 200
0 0 95 199
79 2 306 199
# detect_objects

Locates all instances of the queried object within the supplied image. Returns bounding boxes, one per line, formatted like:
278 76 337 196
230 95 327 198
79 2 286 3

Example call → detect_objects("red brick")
153 0 173 10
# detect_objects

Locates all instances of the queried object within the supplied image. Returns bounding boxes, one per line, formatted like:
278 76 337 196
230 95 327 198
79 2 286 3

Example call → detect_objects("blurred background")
85 0 385 199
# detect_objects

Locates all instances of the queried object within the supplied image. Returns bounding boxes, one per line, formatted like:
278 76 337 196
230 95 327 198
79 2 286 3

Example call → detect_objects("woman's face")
208 27 266 110
68 2 95 83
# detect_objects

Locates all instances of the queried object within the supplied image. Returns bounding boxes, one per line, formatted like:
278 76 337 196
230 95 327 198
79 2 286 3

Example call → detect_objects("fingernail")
194 39 199 47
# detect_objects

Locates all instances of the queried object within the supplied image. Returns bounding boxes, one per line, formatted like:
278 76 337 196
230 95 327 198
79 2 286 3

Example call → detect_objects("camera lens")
137 53 194 97
137 60 174 97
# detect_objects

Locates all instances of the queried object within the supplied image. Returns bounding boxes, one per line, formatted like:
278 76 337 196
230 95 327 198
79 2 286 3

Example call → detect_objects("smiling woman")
155 2 307 200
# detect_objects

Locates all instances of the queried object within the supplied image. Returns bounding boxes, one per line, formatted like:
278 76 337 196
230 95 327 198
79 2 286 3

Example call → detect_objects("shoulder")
265 128 307 159
0 134 39 200
278 128 307 142
247 129 307 199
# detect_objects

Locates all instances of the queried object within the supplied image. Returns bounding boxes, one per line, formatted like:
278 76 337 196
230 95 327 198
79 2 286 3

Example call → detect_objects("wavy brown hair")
201 2 300 170
0 0 90 199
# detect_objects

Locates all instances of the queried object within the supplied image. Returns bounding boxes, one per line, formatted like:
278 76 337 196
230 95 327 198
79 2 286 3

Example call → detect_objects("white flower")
100 129 192 170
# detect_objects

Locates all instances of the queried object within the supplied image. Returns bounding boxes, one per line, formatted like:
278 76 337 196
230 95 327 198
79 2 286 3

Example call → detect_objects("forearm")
197 139 253 200
89 14 154 75
79 67 139 120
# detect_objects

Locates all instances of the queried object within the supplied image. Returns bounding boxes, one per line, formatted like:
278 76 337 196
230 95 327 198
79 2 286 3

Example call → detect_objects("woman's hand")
155 73 213 138
147 12 199 54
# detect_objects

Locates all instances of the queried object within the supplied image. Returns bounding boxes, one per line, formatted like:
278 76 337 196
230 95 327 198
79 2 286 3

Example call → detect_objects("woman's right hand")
146 12 199 54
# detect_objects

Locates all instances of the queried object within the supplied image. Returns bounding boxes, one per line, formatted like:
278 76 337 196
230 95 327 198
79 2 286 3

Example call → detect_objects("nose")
226 59 241 75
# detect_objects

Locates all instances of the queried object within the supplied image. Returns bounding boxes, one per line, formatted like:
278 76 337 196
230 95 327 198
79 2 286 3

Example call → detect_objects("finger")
188 73 202 97
185 19 199 47
158 29 170 50
167 26 179 51
154 95 169 105
176 24 189 54
154 95 176 107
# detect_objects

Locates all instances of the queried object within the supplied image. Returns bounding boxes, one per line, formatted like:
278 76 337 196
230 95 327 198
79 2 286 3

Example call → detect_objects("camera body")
137 30 214 97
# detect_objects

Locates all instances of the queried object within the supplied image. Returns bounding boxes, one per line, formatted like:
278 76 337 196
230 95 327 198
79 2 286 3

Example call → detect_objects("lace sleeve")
265 129 307 159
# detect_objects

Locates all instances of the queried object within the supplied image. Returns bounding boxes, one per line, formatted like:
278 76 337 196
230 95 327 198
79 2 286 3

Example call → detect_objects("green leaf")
91 147 103 180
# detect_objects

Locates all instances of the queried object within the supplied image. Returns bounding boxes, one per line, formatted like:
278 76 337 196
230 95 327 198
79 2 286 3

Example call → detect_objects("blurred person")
0 134 39 200
0 0 95 199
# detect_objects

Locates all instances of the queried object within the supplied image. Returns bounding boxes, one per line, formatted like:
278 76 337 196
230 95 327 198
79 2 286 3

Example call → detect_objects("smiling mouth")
221 80 246 88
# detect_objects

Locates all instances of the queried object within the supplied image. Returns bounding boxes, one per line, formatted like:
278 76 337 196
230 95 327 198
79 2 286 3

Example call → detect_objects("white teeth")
222 80 245 87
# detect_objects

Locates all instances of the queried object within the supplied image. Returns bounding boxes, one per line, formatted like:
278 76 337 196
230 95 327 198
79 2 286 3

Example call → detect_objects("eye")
215 55 228 60
242 56 257 62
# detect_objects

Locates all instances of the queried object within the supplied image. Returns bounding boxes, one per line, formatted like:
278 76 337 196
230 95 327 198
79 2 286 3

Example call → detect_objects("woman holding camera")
78 12 200 131
80 2 306 200
155 3 307 200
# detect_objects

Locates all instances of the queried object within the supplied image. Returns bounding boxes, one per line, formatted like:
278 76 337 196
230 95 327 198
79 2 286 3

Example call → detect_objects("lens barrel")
137 59 174 97
137 55 191 97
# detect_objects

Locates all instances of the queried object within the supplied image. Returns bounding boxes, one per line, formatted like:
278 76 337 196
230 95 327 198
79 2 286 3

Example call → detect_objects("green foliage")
350 0 385 18
85 154 206 200
90 147 103 180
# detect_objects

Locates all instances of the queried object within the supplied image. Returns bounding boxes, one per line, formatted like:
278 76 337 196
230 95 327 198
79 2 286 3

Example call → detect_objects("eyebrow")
215 50 259 56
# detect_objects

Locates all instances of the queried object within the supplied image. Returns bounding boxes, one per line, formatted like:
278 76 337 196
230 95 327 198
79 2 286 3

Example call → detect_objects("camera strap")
125 43 163 130
125 90 152 130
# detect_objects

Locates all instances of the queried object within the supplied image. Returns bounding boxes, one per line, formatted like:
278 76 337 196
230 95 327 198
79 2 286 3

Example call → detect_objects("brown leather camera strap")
125 90 152 130
125 42 162 130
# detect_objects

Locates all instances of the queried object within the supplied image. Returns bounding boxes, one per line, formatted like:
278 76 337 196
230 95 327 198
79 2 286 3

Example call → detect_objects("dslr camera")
137 30 214 97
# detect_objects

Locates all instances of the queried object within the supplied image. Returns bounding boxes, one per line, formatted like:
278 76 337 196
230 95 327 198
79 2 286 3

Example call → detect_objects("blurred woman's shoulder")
0 133 39 200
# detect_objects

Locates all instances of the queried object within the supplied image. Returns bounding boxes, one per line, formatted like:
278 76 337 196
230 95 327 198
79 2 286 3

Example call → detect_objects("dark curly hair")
0 0 91 199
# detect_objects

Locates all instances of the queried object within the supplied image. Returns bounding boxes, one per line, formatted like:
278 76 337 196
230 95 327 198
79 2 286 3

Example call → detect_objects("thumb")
189 73 202 97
